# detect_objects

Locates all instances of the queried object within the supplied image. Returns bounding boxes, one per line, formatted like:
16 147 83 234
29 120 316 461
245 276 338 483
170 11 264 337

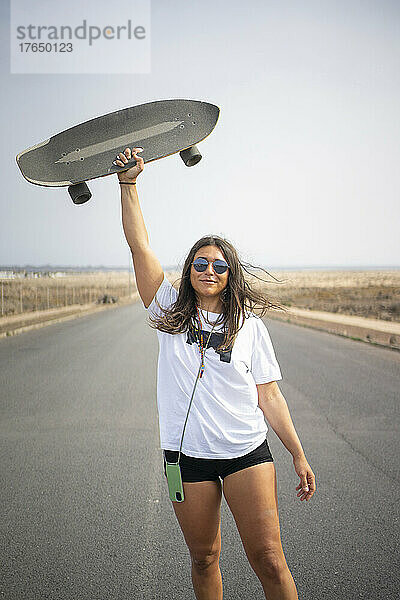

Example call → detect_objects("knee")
191 547 220 573
248 546 287 585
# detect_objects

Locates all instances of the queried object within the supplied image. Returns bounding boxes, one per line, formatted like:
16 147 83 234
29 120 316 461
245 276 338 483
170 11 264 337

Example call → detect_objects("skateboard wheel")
68 182 92 205
179 145 202 167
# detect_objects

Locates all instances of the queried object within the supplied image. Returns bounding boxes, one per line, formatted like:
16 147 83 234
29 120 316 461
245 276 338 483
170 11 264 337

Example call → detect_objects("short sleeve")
147 274 178 318
250 317 282 384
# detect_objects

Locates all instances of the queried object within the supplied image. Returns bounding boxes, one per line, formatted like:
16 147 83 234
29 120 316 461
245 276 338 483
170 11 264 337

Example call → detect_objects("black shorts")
163 437 273 483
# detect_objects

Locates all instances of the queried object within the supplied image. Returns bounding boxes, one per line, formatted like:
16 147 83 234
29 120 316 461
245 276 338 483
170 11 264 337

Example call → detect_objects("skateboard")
16 99 220 204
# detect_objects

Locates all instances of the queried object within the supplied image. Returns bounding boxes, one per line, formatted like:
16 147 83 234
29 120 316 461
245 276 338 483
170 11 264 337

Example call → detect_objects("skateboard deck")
16 99 219 203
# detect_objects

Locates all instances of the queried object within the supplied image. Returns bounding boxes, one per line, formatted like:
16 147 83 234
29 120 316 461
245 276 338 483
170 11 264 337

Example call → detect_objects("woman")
116 147 316 600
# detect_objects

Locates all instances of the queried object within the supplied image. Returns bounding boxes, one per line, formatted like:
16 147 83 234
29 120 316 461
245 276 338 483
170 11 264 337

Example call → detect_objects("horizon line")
1 264 400 271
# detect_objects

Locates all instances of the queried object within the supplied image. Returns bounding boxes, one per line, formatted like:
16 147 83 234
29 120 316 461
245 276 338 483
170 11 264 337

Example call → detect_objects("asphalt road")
1 302 399 599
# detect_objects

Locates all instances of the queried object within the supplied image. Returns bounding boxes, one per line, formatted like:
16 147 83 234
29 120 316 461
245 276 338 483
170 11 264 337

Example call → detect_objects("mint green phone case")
165 462 185 502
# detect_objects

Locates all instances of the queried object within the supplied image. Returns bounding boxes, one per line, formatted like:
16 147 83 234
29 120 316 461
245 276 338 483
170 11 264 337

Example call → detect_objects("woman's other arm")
257 381 316 501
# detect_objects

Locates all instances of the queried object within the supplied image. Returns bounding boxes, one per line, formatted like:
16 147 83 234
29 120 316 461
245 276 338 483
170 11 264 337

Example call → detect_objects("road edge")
1 294 399 352
267 309 400 351
0 294 139 339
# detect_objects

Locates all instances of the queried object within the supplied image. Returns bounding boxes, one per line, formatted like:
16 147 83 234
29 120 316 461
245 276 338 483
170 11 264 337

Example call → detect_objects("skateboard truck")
179 145 202 167
68 182 92 205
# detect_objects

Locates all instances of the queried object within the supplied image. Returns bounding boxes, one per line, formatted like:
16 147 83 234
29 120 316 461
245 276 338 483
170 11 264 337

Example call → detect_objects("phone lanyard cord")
178 361 203 458
176 312 216 462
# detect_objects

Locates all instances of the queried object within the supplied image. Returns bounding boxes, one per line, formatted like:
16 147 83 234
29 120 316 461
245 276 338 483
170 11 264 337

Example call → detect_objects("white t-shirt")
147 275 282 459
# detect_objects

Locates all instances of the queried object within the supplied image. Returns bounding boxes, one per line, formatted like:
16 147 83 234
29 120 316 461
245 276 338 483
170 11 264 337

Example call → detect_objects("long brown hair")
148 235 284 352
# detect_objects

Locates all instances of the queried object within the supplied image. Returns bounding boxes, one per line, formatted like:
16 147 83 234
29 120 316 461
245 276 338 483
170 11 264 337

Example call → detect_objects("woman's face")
190 245 229 305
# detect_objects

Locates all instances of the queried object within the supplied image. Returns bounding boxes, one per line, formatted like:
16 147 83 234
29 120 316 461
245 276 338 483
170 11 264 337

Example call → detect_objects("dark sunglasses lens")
213 260 228 274
193 259 208 272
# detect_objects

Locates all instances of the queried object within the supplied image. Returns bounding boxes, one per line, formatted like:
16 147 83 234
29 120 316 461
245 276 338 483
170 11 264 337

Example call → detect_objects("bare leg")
223 462 298 599
171 479 223 600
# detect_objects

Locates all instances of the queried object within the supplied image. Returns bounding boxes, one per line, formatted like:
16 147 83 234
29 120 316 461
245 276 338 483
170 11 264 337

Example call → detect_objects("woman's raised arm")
116 147 164 308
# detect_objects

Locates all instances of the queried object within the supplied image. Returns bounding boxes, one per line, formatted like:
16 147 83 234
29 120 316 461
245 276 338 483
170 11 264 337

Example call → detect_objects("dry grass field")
253 270 400 323
0 272 136 317
1 269 399 324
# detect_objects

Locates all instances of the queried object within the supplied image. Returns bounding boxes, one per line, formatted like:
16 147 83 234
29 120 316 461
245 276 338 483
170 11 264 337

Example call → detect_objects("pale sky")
1 0 399 269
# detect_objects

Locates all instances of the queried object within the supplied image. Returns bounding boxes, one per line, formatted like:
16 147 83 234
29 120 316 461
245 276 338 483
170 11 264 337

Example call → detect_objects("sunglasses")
192 258 230 274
